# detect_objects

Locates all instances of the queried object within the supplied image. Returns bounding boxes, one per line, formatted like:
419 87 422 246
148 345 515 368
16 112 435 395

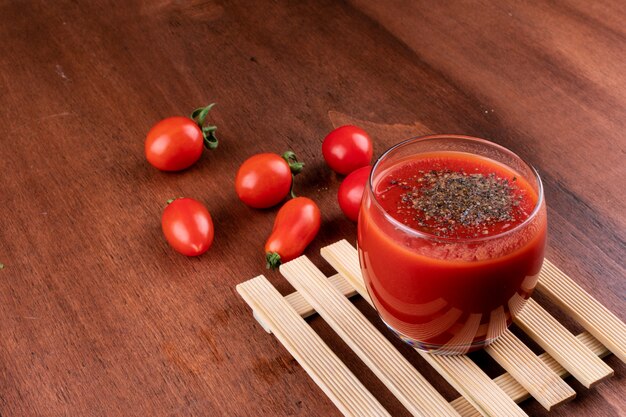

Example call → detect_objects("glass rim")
368 134 545 243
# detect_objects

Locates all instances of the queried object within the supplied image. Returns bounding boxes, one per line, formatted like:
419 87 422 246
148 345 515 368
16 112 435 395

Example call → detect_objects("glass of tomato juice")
357 135 547 354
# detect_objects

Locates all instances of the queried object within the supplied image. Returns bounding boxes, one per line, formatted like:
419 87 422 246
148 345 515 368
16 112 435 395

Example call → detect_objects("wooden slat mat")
237 239 623 417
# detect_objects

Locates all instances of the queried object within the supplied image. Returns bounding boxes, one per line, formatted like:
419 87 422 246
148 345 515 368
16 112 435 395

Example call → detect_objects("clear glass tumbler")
357 135 547 354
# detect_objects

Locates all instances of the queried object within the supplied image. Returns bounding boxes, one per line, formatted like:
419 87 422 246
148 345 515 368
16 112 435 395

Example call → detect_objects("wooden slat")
321 240 527 417
284 273 356 319
536 259 626 362
236 276 391 417
484 329 575 410
280 257 461 417
320 239 368 297
252 274 354 334
514 298 613 388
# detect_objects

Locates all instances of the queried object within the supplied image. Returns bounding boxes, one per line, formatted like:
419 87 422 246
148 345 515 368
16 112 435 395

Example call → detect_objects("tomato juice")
358 144 547 354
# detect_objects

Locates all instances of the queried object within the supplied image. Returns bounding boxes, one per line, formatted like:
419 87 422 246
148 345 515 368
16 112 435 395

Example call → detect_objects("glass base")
382 318 501 355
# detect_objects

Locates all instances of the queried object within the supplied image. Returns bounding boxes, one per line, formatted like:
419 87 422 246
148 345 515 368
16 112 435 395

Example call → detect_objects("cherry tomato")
265 197 321 269
338 165 371 222
322 125 373 175
145 117 203 171
161 198 214 256
235 151 304 209
145 104 218 171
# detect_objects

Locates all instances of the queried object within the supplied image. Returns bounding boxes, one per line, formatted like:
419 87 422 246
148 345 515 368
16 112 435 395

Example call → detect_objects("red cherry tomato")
265 197 321 269
235 151 304 209
322 125 373 175
161 198 214 256
338 165 371 222
145 117 203 171
145 104 218 171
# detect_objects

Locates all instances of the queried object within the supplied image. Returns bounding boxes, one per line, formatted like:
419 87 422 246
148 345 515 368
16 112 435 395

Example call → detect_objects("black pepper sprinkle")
399 169 520 237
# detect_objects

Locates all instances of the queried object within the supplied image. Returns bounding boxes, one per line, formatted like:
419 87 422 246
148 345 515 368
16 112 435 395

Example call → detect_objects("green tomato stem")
282 151 304 174
290 180 297 199
266 252 281 269
166 197 183 205
191 103 219 150
282 150 304 199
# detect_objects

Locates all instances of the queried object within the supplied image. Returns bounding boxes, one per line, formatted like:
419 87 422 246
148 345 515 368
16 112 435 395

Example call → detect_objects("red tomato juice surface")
357 151 547 353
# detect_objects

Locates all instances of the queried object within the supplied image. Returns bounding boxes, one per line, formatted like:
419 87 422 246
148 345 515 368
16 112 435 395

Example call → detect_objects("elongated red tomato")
322 125 373 175
235 151 303 208
265 197 321 269
145 104 219 171
161 198 214 256
338 165 371 222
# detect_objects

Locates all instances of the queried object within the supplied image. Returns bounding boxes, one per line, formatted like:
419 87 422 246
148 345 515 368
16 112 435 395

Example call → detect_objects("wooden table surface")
1 1 624 416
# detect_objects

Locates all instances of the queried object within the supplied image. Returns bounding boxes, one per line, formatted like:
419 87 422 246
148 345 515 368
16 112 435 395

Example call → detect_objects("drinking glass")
357 135 547 354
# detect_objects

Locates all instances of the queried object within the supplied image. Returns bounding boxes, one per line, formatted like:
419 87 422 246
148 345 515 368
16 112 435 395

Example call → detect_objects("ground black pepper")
397 169 523 238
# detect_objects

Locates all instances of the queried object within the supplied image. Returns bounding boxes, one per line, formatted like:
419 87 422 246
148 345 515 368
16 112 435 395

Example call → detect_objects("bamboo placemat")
237 239 625 417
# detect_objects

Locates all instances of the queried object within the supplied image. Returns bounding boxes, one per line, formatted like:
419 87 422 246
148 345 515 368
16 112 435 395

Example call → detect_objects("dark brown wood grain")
0 0 623 416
